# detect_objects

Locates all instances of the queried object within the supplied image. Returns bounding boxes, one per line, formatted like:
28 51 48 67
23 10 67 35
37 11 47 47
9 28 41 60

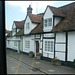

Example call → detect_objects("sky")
5 1 75 31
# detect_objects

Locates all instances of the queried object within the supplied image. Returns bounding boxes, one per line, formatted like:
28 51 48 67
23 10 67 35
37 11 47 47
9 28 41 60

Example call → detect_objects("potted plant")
29 51 34 58
36 53 42 59
52 57 61 66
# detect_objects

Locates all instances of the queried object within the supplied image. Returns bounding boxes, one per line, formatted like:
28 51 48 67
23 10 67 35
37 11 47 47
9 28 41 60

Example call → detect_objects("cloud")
5 1 55 14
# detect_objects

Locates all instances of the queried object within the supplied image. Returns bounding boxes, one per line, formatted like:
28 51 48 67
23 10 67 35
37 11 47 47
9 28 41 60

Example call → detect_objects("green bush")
29 51 34 54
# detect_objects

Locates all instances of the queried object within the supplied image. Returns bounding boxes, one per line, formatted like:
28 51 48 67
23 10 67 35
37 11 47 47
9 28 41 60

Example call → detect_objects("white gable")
54 17 62 26
43 7 53 32
43 7 53 19
24 15 37 34
12 23 16 29
12 22 16 36
24 15 31 34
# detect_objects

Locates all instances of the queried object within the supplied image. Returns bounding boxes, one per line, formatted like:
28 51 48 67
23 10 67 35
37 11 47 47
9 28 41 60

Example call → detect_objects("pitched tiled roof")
15 28 24 36
28 13 43 23
6 29 10 33
52 2 75 32
30 21 43 34
8 31 12 37
6 30 12 37
14 2 75 36
30 2 75 34
48 6 66 17
14 20 25 29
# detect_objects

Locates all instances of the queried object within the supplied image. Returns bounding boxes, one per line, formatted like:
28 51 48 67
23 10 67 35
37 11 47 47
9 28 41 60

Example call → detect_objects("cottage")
6 2 75 63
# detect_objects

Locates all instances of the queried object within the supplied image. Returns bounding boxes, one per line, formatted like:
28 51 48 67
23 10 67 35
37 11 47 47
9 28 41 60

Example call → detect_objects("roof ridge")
47 5 57 8
14 20 25 22
58 2 75 8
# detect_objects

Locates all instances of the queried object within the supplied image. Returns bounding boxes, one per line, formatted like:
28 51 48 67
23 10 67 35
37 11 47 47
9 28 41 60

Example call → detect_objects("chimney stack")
27 5 33 14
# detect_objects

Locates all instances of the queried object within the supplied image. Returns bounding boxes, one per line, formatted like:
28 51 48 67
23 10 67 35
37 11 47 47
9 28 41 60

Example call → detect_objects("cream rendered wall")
43 7 53 32
68 32 75 61
55 32 66 61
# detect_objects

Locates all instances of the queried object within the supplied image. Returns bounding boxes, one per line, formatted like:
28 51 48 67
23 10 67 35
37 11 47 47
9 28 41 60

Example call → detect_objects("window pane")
48 18 52 26
45 41 47 51
26 23 29 29
25 41 30 48
44 19 47 27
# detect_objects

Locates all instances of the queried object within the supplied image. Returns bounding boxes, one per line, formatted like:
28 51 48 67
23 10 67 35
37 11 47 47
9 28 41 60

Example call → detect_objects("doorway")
36 41 39 53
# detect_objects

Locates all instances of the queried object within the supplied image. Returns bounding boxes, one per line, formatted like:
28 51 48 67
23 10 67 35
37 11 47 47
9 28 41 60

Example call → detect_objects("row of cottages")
6 2 75 63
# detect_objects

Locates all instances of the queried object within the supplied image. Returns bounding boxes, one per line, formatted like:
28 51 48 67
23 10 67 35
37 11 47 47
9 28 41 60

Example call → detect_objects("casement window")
48 18 52 26
44 19 47 27
14 41 17 46
44 18 52 27
45 41 54 52
26 23 29 30
25 41 30 48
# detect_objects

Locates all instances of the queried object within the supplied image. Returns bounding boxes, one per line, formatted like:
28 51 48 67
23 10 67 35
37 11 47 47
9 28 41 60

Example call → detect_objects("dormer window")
26 23 29 30
44 18 52 27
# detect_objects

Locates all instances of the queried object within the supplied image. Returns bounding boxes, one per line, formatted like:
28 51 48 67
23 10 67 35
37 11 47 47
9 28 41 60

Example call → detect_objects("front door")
36 41 39 53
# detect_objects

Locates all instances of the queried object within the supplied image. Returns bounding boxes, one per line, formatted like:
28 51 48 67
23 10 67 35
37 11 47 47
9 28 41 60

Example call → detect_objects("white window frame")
44 18 52 27
45 40 54 52
26 23 29 30
25 41 30 48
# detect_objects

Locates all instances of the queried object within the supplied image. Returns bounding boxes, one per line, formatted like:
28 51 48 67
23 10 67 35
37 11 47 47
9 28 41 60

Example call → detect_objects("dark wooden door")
36 41 39 53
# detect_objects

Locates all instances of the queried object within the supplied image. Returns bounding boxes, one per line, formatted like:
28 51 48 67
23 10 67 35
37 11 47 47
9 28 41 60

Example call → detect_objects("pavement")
6 49 75 74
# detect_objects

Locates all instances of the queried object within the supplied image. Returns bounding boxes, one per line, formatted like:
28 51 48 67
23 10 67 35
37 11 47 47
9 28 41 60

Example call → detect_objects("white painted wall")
55 32 66 61
12 23 16 36
35 34 40 38
44 33 54 37
20 38 23 51
54 17 61 26
24 15 37 34
23 36 35 53
17 29 20 33
68 32 75 61
43 7 53 32
55 52 65 61
6 36 21 53
6 40 18 51
56 32 66 43
55 44 66 52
